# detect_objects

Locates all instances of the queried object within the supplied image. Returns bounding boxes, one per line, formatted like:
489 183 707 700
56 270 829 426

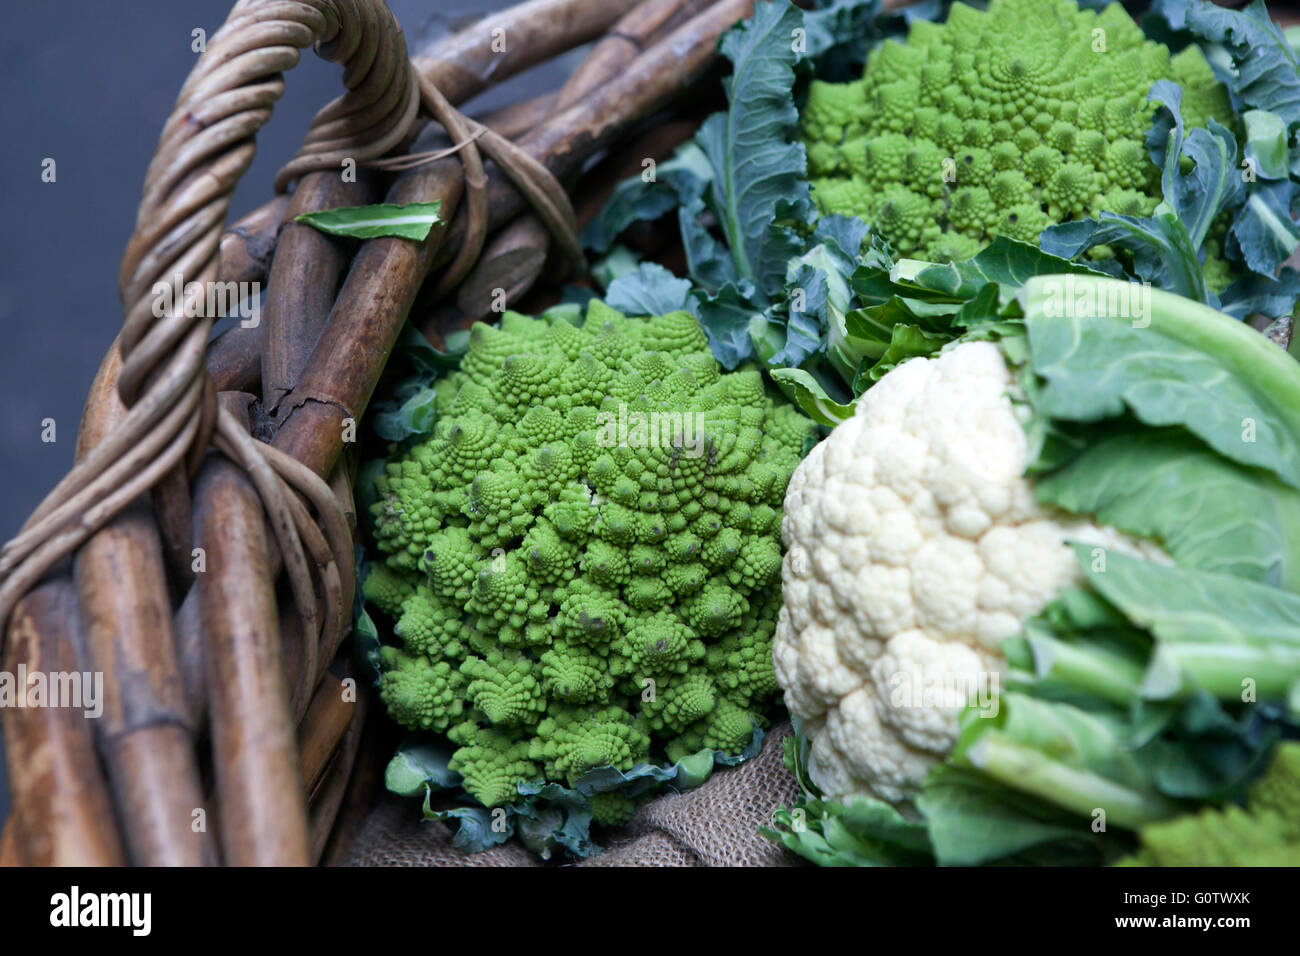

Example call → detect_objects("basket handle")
0 0 418 630
119 0 420 404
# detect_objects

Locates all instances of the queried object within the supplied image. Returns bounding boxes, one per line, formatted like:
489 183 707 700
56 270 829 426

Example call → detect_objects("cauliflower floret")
870 630 989 753
815 687 933 804
773 340 1162 804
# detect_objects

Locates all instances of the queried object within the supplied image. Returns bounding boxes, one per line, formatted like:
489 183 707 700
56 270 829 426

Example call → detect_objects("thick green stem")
1143 643 1300 700
1027 632 1145 706
964 731 1179 830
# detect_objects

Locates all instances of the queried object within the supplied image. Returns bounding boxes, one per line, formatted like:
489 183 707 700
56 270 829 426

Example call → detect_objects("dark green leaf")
1037 427 1300 591
1041 210 1208 304
385 740 460 796
917 765 1110 866
1074 547 1300 701
696 1 815 294
1218 266 1300 321
1230 179 1300 276
769 367 856 425
1174 0 1300 127
812 213 869 263
909 236 1110 304
776 264 829 366
695 280 764 369
582 146 712 254
852 324 952 392
1020 275 1300 487
604 263 693 316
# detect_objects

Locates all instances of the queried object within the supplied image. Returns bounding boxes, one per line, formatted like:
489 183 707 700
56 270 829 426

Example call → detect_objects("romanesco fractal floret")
370 301 816 809
800 0 1233 260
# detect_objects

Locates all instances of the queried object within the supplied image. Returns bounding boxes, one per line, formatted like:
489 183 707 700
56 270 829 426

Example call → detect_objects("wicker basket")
0 0 760 867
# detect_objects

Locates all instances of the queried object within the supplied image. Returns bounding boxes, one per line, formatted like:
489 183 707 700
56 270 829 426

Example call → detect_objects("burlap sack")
341 722 805 867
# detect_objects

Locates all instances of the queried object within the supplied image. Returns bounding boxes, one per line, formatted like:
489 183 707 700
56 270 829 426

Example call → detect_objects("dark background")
0 0 581 833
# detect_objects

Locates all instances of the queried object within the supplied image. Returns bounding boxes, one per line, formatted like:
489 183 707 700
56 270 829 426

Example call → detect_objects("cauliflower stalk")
801 0 1233 266
366 300 816 818
773 339 1163 805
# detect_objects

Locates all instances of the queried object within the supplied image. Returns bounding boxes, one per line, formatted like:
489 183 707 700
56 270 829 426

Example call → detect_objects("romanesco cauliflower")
366 301 816 810
801 0 1233 261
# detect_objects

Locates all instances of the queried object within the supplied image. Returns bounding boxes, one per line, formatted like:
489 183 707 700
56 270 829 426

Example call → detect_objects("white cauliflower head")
773 340 1163 805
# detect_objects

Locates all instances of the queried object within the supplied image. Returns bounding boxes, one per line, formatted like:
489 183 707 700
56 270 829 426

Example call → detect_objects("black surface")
0 0 581 835
0 864 1279 937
